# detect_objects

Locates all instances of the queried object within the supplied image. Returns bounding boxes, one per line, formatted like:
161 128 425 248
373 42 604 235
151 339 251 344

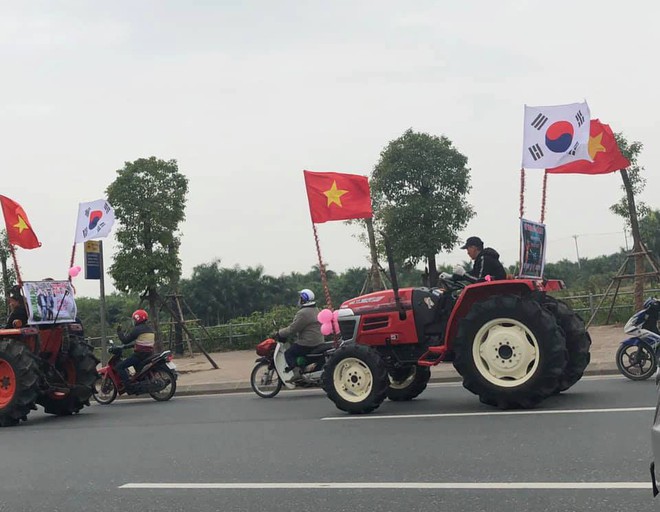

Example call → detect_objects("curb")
172 365 623 397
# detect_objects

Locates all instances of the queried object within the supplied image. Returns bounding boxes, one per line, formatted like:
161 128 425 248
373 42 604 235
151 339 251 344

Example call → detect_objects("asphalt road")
1 376 659 512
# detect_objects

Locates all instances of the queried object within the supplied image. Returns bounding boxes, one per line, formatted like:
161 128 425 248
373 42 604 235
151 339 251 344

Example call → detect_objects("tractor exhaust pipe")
382 232 406 321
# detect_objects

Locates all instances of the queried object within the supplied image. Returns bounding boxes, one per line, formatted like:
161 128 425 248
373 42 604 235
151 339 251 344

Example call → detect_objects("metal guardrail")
558 288 660 316
85 322 259 349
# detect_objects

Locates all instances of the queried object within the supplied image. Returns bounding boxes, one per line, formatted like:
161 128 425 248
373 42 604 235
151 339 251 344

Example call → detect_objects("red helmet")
132 309 148 324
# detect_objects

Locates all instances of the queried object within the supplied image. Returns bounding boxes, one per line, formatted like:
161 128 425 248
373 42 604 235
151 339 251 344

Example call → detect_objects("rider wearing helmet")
277 289 323 382
115 309 156 392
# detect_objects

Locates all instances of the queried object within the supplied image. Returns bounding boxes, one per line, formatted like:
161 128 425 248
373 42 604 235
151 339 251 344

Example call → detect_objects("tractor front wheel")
323 344 388 414
453 295 567 409
0 341 39 427
386 365 431 401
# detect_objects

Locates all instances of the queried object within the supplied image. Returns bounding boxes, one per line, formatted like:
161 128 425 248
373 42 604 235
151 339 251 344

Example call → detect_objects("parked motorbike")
250 334 335 398
616 297 660 381
92 340 178 404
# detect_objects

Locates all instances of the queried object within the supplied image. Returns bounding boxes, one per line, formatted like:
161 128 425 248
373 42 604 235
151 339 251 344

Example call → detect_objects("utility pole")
573 235 581 269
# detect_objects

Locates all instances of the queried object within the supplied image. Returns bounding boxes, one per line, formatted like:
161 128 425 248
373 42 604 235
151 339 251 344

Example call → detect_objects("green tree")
0 230 17 314
371 129 475 286
639 209 660 258
610 134 647 310
106 157 189 341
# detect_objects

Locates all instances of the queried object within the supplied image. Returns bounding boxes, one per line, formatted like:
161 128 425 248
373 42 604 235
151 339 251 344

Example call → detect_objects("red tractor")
322 271 590 414
0 282 98 427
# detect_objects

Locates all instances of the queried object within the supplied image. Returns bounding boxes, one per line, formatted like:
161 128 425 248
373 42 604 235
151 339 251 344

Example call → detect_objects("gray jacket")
278 305 324 347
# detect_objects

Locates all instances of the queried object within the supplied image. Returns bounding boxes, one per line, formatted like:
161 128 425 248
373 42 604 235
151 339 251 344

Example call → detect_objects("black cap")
8 285 21 301
460 236 483 250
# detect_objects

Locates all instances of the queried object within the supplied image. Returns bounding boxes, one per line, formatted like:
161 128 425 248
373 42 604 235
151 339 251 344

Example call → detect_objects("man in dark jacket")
5 286 28 328
277 288 323 382
461 236 507 281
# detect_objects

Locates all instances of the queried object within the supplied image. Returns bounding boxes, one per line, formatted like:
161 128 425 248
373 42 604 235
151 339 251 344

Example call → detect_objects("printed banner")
22 280 77 325
519 219 547 279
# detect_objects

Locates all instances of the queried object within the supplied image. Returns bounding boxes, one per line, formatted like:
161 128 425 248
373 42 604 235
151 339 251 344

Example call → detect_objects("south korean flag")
522 101 592 169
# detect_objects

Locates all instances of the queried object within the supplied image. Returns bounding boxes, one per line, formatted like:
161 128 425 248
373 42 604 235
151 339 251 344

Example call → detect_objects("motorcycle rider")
115 309 156 392
639 297 660 335
276 289 323 382
457 236 507 281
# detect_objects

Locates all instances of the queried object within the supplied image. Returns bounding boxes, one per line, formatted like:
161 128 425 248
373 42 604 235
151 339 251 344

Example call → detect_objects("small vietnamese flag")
0 195 41 249
547 119 630 175
303 171 373 224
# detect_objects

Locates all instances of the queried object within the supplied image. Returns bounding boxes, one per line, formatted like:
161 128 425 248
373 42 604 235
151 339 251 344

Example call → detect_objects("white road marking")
120 482 651 490
321 406 655 421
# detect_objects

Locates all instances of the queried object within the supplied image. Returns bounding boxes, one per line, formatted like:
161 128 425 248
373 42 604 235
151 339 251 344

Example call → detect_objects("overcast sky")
1 0 658 298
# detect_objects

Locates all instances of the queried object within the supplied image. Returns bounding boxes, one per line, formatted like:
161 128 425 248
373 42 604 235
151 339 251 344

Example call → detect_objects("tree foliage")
639 209 660 258
106 157 189 294
371 129 475 285
610 134 648 223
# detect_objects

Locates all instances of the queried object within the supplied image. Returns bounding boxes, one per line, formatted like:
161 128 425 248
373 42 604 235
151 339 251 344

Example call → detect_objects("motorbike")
92 340 178 404
250 334 335 398
616 297 660 381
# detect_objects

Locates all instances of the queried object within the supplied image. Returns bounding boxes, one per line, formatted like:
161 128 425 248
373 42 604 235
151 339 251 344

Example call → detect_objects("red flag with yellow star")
546 119 629 175
303 171 372 223
0 195 41 249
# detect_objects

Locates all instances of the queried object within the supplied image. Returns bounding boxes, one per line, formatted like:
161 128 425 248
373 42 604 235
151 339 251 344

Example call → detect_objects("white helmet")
298 289 316 306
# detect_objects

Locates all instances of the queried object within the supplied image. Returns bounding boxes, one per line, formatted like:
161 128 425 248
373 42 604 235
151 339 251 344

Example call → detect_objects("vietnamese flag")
303 171 373 224
0 195 41 249
547 119 630 175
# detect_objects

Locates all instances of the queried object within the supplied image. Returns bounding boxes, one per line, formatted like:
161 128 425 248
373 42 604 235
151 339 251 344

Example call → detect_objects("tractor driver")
5 285 28 328
457 236 507 281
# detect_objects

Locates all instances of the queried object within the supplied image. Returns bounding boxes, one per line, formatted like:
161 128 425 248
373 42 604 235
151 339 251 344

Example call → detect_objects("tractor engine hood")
340 288 414 315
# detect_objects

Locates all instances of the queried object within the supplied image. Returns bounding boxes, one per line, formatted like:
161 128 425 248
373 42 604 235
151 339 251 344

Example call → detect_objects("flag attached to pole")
303 171 373 224
74 199 115 243
522 101 592 169
0 195 41 249
546 119 630 175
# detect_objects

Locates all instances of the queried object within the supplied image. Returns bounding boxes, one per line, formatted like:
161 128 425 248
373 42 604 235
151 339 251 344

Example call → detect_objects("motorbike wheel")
616 341 657 381
149 369 177 401
92 375 118 405
250 362 283 398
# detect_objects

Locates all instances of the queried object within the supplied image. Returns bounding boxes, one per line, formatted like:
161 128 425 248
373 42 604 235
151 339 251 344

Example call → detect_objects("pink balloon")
320 322 333 336
332 319 340 334
68 266 81 278
318 309 333 323
332 310 340 321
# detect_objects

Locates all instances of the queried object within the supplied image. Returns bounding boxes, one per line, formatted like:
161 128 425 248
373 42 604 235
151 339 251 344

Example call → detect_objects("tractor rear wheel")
38 339 99 416
542 296 591 392
453 294 567 409
386 365 431 401
323 344 388 414
0 341 39 427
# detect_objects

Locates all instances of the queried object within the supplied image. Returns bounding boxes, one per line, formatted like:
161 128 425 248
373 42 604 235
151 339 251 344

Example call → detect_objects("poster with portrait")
21 281 77 325
519 219 547 279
